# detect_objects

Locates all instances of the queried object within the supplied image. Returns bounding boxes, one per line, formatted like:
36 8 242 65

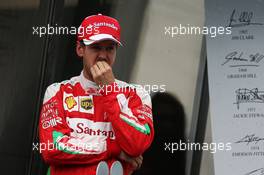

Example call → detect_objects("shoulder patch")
43 76 79 103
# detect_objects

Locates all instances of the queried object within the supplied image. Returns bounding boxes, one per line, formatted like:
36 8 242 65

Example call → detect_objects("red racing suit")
39 71 154 175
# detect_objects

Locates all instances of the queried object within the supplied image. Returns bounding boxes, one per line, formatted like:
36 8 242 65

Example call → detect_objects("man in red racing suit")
39 14 154 175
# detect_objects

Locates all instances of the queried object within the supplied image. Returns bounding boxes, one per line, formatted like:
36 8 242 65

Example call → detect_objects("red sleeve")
100 83 154 157
39 84 120 165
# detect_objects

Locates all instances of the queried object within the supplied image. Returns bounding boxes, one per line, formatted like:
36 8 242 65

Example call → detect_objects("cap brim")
82 34 122 46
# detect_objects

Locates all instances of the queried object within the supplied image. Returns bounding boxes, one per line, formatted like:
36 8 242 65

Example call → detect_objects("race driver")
39 14 154 175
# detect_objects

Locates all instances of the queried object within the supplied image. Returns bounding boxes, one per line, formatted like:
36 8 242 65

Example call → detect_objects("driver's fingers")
134 156 143 169
129 156 143 170
96 61 106 72
101 61 111 70
92 64 101 77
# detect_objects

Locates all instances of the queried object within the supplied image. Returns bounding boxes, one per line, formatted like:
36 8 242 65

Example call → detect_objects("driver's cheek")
109 53 116 66
87 53 98 66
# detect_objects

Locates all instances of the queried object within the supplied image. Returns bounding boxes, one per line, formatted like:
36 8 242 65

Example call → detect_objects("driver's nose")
97 47 108 61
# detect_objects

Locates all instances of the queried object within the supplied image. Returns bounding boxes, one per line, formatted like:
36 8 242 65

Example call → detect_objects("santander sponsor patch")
66 117 115 140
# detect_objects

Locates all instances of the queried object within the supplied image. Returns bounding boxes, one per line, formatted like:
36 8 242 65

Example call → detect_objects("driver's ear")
76 41 85 57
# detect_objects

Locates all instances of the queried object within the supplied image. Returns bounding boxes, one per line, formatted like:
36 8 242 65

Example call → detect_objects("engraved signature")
244 168 264 175
221 51 264 67
234 88 264 109
235 134 264 145
228 9 264 28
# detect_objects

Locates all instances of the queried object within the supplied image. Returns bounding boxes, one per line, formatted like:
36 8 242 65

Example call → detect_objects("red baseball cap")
77 14 122 46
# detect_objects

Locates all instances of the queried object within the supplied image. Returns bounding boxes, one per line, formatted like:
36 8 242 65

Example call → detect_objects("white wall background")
129 0 214 174
130 0 203 138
